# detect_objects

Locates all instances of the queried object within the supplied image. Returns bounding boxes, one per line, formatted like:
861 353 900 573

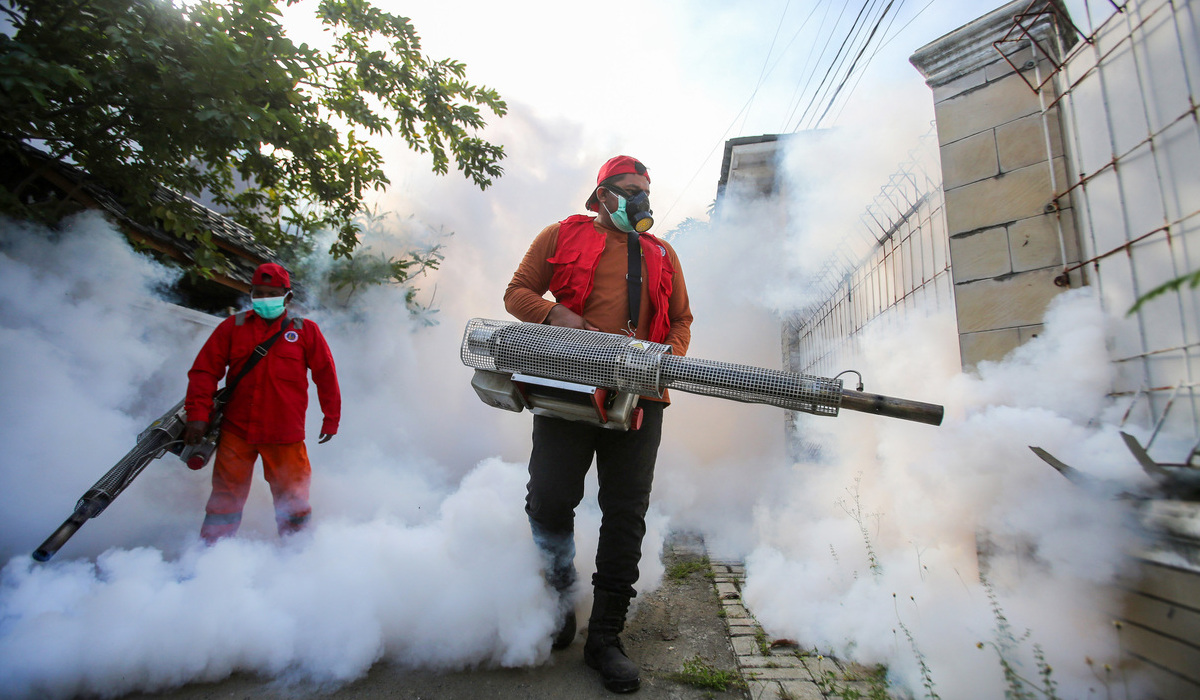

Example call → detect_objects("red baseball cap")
251 262 291 288
585 155 650 212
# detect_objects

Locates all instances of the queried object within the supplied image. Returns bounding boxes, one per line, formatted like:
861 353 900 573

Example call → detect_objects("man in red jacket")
504 156 693 693
184 263 341 543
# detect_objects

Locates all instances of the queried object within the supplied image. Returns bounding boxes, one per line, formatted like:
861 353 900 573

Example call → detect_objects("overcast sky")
281 0 1099 233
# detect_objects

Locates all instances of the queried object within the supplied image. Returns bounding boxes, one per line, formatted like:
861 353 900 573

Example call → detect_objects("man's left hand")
318 433 333 444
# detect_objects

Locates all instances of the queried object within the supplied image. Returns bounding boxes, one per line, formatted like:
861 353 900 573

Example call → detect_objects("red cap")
585 156 650 212
251 262 290 288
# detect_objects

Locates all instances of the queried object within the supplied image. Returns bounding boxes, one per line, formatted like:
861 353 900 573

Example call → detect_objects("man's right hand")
184 421 209 445
545 304 599 331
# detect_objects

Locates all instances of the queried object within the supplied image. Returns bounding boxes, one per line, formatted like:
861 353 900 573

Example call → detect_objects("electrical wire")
811 0 901 129
829 0 920 125
782 0 855 132
787 0 877 131
739 0 793 134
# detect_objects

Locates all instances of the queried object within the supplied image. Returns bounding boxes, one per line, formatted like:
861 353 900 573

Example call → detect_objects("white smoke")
0 200 668 698
0 56 1161 700
739 292 1154 698
670 113 1158 696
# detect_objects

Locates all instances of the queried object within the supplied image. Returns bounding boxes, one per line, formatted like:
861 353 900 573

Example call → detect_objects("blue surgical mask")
252 295 287 320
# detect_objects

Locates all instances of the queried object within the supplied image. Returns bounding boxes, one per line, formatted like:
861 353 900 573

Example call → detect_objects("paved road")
124 533 748 700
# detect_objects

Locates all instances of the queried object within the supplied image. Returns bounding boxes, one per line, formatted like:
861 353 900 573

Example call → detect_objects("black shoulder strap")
213 318 291 408
626 233 641 333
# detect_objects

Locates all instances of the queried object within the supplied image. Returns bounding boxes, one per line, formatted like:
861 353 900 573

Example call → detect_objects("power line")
776 0 831 131
829 0 919 125
811 0 901 129
803 0 892 130
786 0 876 132
739 0 793 134
782 0 853 131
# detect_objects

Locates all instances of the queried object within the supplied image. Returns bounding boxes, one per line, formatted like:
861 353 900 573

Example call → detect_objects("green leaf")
1 0 506 267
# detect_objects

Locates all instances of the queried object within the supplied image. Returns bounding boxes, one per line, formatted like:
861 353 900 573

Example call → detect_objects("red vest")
547 214 674 343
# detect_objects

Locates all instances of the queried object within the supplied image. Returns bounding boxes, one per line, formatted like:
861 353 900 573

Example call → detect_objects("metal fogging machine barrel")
32 399 218 562
460 318 943 430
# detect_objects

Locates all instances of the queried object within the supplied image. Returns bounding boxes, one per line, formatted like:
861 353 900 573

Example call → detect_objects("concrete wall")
911 0 1082 369
914 1 1200 696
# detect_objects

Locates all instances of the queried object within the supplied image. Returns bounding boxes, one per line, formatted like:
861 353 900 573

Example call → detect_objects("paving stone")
801 655 844 678
738 654 806 669
715 582 740 599
779 680 826 700
731 636 762 656
832 680 875 699
743 666 812 681
722 603 751 619
748 680 785 700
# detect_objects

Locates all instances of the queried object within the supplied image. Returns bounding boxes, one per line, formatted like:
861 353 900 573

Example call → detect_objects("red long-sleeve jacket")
185 310 340 444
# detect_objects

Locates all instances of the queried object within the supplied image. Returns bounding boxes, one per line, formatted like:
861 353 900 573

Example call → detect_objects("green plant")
666 556 710 580
977 578 1061 700
671 656 742 691
755 629 771 655
1128 269 1200 314
1 0 506 271
836 472 883 578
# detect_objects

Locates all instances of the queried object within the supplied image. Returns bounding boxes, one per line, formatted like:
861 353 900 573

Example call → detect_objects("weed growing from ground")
667 556 711 580
836 472 883 579
671 655 743 691
755 629 771 655
978 577 1061 700
893 599 941 700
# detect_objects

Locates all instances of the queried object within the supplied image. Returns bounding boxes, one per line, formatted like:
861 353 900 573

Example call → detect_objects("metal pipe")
461 319 944 427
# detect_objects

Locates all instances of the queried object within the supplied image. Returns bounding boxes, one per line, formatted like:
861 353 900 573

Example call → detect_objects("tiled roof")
14 144 277 286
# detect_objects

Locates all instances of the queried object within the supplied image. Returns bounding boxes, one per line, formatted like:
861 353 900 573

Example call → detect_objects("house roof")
7 144 277 291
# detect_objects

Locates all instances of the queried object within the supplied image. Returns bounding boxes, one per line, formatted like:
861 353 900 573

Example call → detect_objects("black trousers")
525 401 665 599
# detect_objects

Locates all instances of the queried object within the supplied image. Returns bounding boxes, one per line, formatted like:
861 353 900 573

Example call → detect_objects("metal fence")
1044 0 1200 457
789 0 1200 460
784 130 955 380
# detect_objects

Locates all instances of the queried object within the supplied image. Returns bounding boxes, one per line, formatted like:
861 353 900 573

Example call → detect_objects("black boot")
552 607 577 650
584 588 639 693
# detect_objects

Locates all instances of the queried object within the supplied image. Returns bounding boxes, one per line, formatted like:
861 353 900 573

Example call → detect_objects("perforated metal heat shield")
461 318 843 416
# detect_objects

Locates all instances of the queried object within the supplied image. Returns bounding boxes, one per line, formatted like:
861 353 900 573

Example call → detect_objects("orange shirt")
504 218 694 401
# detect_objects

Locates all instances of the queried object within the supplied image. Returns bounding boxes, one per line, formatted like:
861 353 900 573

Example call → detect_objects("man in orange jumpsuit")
505 156 693 693
183 263 341 543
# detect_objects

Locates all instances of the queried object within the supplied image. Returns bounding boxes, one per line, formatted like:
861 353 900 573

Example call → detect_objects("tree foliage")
0 0 506 268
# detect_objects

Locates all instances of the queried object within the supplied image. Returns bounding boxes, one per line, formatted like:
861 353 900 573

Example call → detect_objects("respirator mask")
604 187 654 233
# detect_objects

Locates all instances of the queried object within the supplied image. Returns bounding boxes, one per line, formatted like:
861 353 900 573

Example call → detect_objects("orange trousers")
201 429 312 543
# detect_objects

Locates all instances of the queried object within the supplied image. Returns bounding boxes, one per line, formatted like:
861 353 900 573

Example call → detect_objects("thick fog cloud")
0 211 668 698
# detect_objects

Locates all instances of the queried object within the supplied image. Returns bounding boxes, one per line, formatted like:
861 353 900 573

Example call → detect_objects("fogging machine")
460 318 944 430
31 399 219 562
32 318 295 561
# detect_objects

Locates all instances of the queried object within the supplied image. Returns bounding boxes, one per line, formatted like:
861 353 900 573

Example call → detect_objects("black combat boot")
584 588 639 693
529 518 579 650
552 605 577 650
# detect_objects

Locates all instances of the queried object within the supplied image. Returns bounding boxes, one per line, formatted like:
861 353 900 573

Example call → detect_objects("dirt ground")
125 533 747 700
